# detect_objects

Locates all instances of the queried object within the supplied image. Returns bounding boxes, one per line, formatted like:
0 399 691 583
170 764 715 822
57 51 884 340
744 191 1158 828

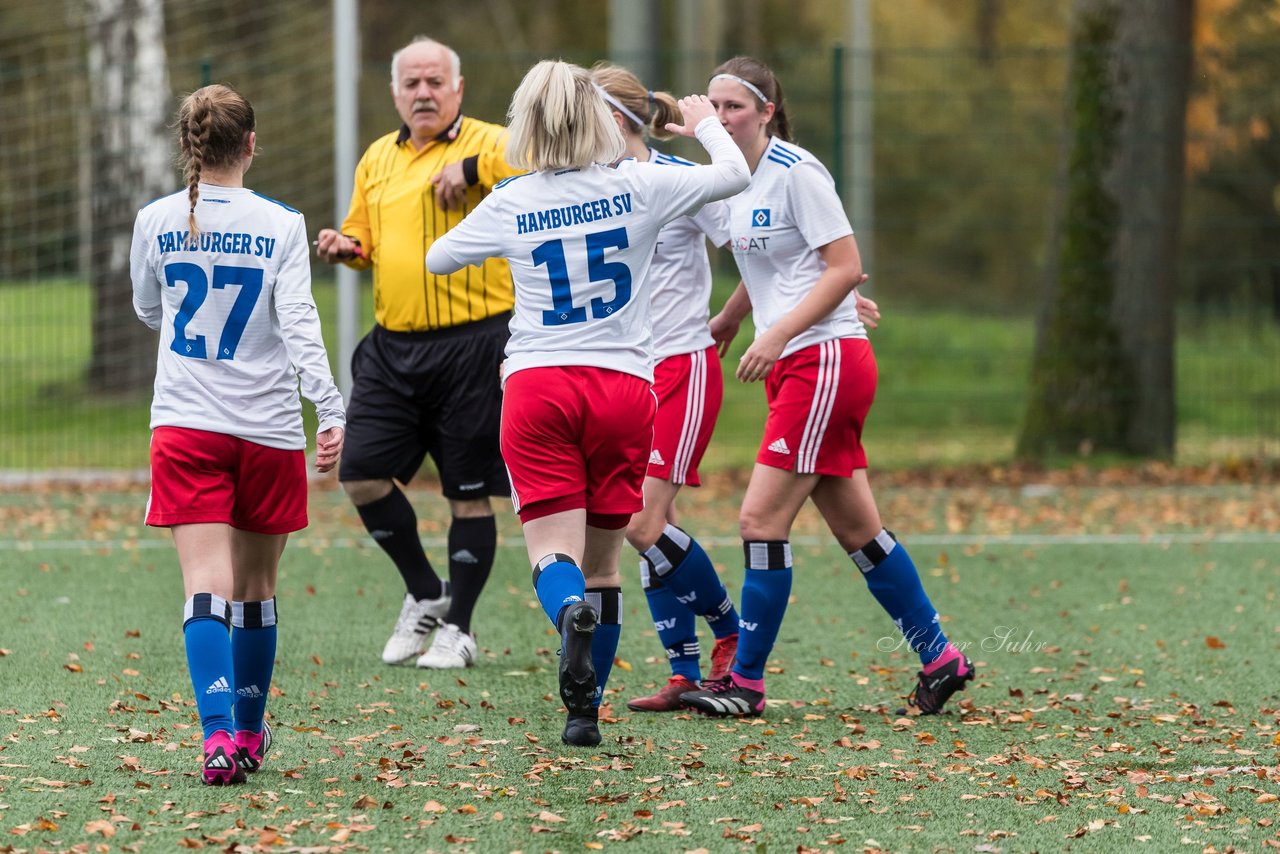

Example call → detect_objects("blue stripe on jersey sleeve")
495 173 534 190
770 142 801 164
766 153 796 168
250 191 301 213
653 151 696 167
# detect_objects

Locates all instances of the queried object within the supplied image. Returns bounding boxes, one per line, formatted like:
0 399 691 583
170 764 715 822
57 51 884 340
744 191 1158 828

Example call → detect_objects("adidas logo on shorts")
236 684 264 698
649 448 665 466
206 676 232 695
767 437 790 455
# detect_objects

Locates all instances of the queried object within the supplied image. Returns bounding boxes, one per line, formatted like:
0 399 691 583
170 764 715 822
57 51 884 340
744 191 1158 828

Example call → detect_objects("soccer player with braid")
428 60 749 745
679 57 974 718
131 85 345 783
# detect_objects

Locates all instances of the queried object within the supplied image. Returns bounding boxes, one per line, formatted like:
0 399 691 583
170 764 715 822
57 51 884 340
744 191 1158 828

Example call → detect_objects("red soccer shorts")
501 366 656 523
146 426 309 534
757 337 877 476
648 345 723 487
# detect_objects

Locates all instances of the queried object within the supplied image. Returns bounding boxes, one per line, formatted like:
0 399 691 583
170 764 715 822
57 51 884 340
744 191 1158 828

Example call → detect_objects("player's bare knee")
739 510 784 543
342 478 393 506
449 497 493 519
624 516 663 553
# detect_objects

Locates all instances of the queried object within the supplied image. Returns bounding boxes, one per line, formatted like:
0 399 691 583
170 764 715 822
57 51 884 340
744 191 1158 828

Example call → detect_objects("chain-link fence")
2 1 1277 473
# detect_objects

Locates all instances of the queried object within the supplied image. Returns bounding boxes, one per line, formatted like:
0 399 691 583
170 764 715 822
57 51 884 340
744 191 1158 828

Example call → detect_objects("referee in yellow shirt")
316 37 521 671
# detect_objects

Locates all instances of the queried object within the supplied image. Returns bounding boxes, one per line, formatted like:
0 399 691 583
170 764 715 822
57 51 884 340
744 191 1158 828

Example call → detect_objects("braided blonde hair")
175 84 255 239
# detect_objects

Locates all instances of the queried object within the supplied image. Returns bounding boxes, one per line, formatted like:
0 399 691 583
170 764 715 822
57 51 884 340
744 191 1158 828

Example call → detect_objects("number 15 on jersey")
532 227 632 327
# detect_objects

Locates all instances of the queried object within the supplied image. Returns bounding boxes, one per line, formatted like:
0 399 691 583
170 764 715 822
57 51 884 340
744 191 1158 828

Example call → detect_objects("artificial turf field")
2 475 1279 853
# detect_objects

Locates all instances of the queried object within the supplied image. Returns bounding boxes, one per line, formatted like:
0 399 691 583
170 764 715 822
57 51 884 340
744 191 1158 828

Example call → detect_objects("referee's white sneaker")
381 587 450 665
416 622 477 669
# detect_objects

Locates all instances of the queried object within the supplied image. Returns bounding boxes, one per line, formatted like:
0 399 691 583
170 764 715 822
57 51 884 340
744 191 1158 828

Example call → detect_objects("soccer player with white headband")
585 62 743 713
679 56 974 719
589 62 884 712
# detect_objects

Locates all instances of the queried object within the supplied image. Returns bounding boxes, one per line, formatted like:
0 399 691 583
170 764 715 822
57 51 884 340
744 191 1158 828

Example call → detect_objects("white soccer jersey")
130 185 345 450
726 137 865 358
428 118 748 382
647 148 731 361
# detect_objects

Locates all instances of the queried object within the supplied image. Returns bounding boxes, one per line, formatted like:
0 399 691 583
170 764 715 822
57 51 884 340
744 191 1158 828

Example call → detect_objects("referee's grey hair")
390 37 461 94
505 60 626 172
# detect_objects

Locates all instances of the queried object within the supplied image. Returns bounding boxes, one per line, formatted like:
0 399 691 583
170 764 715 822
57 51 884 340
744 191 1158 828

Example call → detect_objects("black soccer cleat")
905 651 975 715
557 601 599 717
562 707 602 747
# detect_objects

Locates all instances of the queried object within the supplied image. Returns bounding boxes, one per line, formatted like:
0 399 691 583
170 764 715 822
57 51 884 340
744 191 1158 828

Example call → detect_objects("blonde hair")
505 60 626 171
175 84 255 238
589 62 682 141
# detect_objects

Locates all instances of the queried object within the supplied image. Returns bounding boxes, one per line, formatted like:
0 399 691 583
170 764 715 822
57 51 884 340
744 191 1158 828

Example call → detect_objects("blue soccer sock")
733 541 793 681
183 593 234 739
852 529 949 665
585 587 622 707
639 561 701 682
643 524 739 639
231 598 277 734
531 553 587 627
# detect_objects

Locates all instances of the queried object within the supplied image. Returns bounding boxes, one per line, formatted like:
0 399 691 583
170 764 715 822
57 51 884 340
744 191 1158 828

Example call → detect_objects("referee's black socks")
444 515 497 633
356 489 444 601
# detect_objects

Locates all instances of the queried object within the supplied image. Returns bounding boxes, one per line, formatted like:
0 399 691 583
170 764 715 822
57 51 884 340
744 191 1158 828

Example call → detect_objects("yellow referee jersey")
340 116 522 331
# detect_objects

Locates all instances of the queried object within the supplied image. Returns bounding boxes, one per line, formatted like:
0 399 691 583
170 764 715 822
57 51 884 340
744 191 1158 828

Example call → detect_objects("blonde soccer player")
427 60 748 745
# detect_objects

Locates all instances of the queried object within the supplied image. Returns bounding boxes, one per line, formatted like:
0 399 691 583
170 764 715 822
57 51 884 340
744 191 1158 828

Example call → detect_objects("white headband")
711 73 769 104
594 84 647 129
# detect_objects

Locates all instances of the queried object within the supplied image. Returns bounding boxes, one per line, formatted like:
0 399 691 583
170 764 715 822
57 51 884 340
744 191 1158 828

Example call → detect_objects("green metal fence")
2 1 1277 474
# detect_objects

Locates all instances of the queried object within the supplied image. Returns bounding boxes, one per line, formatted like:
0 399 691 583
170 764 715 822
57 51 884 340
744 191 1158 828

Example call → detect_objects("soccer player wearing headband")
585 62 743 713
428 60 749 746
680 56 974 718
316 37 523 674
591 62 882 714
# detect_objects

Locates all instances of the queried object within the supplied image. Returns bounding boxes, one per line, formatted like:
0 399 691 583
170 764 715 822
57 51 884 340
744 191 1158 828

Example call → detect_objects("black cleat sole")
558 602 598 716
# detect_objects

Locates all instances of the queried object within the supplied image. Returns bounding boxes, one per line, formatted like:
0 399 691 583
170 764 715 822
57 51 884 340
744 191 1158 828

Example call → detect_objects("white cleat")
416 622 477 669
381 587 451 665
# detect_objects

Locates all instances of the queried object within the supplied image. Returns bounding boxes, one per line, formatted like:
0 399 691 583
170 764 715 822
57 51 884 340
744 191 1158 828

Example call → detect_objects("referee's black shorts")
339 315 510 501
